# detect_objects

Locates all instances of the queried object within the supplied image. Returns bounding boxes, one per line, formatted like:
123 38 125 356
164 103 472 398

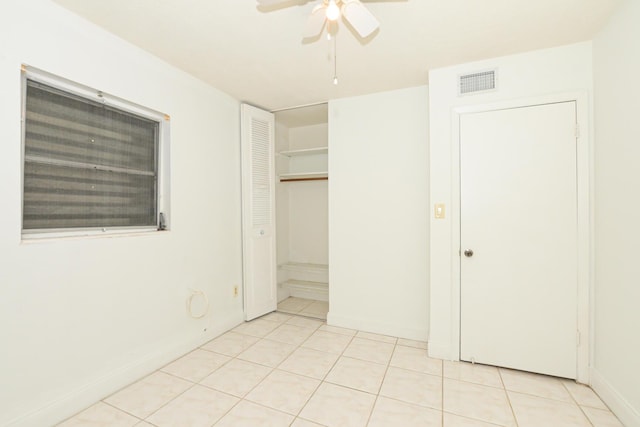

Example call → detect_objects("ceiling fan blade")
303 4 327 38
342 0 379 38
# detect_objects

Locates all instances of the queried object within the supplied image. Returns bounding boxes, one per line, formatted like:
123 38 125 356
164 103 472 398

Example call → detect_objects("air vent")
459 70 496 95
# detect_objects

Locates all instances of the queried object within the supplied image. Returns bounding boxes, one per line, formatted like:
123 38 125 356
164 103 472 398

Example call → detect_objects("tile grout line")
258 316 337 425
282 322 362 425
208 331 279 426
364 339 399 427
498 368 520 427
95 367 202 425
293 325 358 422
287 334 344 424
240 318 435 425
228 315 327 425
140 353 244 425
54 400 142 427
119 379 196 425
84 400 147 426
561 381 597 427
442 362 519 392
441 411 506 427
504 383 606 407
441 356 444 427
202 314 304 425
276 297 323 320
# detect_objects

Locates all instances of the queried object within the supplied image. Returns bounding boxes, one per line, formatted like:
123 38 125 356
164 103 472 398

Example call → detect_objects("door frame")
449 92 592 383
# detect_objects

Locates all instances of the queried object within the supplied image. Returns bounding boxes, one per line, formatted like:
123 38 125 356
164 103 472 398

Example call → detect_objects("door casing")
449 92 592 384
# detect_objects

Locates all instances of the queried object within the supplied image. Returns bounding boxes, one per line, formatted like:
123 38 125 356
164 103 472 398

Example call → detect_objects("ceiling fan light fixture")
326 0 341 21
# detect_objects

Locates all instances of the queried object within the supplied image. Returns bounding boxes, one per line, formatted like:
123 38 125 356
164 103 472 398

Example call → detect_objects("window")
22 68 169 237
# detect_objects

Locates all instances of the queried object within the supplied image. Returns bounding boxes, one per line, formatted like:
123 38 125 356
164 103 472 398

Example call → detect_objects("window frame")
20 66 170 240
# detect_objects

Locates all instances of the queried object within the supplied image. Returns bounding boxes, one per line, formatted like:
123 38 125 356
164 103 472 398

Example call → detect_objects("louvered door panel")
241 104 277 321
251 118 272 227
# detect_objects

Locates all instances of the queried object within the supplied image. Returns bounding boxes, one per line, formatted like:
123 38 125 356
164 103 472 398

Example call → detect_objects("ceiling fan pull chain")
333 34 338 85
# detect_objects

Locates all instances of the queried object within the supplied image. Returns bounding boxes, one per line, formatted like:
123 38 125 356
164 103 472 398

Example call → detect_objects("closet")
274 103 329 320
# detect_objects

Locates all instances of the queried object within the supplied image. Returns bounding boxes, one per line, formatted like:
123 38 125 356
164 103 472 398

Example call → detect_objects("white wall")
328 86 429 340
289 124 328 151
428 42 593 361
0 1 243 426
288 181 329 265
592 1 640 424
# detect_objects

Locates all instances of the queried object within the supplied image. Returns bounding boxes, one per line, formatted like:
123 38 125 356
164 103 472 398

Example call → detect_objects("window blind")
23 80 159 231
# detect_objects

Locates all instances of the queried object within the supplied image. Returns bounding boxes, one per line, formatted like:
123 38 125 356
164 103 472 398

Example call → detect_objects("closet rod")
280 177 329 183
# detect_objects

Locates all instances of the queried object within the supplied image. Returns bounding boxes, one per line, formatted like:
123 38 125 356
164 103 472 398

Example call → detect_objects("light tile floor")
59 313 624 427
277 297 329 320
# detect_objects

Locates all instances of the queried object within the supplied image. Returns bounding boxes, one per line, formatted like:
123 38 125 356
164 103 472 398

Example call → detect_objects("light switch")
434 203 446 219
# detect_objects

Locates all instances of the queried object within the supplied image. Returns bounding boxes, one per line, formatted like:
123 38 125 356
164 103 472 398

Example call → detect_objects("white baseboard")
591 368 640 427
6 312 244 427
327 311 427 342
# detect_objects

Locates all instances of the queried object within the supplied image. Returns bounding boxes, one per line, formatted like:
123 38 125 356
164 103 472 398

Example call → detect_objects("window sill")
21 227 169 244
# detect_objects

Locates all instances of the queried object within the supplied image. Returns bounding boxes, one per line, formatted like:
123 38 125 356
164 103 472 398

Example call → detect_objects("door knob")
464 249 474 257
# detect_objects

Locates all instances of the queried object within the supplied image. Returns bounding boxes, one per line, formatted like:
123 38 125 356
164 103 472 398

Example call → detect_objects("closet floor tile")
277 297 328 320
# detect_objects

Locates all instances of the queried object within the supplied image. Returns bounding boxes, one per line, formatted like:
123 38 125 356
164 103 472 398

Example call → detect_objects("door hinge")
575 123 581 139
576 330 581 346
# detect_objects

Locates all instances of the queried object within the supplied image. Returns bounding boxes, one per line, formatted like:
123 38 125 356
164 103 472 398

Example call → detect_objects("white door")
241 104 277 321
460 102 578 379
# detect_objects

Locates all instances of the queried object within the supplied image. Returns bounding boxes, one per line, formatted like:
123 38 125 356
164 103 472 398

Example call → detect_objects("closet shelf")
278 147 328 157
279 171 328 182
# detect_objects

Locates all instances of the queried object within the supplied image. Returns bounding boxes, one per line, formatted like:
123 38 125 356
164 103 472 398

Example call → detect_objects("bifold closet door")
460 101 578 379
241 104 277 321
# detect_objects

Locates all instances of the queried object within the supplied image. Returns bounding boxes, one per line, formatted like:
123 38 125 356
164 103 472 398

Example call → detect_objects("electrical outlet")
233 285 239 297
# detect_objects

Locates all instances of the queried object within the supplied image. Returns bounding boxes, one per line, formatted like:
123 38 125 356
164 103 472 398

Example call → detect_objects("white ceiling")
54 0 619 112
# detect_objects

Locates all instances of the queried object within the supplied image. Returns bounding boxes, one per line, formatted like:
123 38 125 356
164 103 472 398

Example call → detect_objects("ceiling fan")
257 0 380 39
